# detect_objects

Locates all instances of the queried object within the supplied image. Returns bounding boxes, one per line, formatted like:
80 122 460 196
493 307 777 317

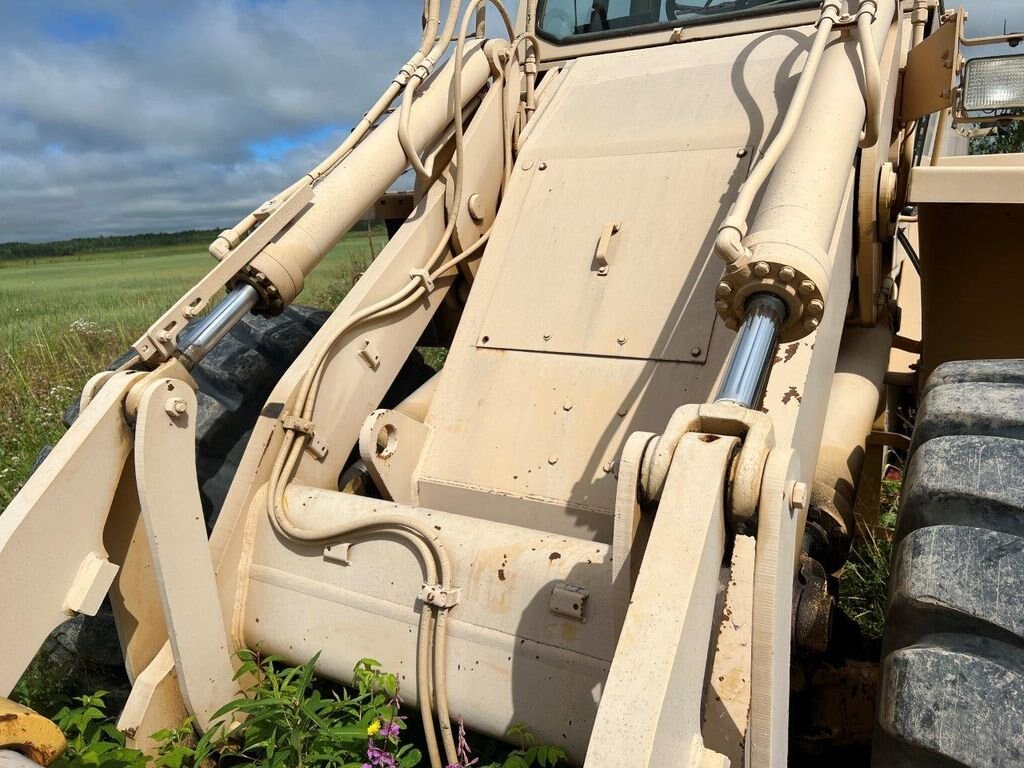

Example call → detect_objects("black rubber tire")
873 360 1024 768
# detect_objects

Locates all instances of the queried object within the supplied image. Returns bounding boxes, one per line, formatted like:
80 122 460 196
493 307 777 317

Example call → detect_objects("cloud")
0 0 1015 242
0 0 425 241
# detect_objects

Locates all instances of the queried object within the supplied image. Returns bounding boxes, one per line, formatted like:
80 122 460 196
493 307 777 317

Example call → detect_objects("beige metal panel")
915 202 1024 380
908 157 1024 204
478 150 738 363
417 32 803 531
0 371 142 696
584 434 735 767
244 486 614 762
521 29 805 159
898 10 959 122
417 344 732 541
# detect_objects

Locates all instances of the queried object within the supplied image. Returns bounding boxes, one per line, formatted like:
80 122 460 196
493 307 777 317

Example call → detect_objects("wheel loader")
3 0 1024 765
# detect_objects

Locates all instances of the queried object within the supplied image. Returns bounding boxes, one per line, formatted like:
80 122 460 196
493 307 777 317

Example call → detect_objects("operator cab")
538 0 817 42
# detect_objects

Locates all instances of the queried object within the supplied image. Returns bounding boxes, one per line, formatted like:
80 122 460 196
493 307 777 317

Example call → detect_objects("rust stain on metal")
549 552 562 561
781 386 802 405
782 342 800 363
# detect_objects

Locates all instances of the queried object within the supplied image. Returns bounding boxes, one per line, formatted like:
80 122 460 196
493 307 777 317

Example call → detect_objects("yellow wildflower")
367 720 382 736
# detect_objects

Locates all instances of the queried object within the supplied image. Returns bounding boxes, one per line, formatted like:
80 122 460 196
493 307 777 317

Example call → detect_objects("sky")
0 0 1019 243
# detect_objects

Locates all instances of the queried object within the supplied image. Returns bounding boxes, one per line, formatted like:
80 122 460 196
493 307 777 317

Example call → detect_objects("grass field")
0 229 384 507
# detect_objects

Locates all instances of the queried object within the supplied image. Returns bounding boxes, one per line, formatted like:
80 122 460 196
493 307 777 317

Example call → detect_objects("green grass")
838 479 901 640
0 229 383 507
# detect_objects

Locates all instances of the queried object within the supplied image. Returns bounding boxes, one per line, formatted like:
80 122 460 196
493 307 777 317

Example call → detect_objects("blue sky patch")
248 123 347 162
42 8 121 44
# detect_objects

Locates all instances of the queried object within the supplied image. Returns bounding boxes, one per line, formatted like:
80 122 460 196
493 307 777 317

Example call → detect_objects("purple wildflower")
367 741 397 768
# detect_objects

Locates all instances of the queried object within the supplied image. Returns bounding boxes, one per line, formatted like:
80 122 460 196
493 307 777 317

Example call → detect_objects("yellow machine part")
0 698 67 766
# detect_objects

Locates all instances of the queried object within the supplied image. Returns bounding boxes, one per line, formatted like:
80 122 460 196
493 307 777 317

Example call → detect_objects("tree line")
0 229 221 262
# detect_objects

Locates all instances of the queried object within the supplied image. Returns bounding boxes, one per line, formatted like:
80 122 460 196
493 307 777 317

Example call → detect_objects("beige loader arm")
0 369 240 731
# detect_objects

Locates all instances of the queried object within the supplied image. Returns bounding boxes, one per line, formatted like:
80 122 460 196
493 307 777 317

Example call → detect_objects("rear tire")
873 360 1024 768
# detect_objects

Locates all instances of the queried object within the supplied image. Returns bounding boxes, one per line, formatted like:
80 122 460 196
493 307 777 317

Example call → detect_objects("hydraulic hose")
857 0 882 148
263 4 517 765
714 0 843 267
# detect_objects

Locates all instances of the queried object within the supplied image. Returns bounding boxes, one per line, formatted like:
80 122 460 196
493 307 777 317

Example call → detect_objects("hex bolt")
157 331 172 343
778 266 796 282
736 148 748 158
548 455 559 465
798 279 817 296
563 400 573 412
602 461 615 474
690 346 702 358
538 161 548 171
808 299 825 316
716 281 733 297
804 317 820 332
165 398 188 417
543 333 552 341
753 261 771 277
617 336 627 345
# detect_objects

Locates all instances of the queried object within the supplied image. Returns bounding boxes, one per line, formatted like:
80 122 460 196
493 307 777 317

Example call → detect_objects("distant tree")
969 121 1024 155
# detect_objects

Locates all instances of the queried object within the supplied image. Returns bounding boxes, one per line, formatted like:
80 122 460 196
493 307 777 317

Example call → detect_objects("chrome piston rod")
176 284 260 368
715 293 787 409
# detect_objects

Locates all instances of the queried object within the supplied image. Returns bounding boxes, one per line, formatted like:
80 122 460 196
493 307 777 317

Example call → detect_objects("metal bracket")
410 268 435 293
418 582 461 609
282 414 329 460
358 339 382 371
549 583 589 623
594 222 621 277
639 403 774 532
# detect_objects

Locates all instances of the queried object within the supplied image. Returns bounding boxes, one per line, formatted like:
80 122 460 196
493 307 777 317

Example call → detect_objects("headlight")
962 55 1024 111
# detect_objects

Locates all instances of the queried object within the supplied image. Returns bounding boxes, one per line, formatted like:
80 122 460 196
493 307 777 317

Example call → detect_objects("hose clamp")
282 414 329 460
419 583 461 609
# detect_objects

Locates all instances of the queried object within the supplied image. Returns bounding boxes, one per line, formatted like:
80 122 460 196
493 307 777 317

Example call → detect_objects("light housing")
962 55 1024 112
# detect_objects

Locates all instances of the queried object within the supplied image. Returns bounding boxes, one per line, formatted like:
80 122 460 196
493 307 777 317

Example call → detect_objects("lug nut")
798 280 816 296
779 266 796 282
753 261 771 277
808 299 825 316
716 281 733 297
804 317 820 332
